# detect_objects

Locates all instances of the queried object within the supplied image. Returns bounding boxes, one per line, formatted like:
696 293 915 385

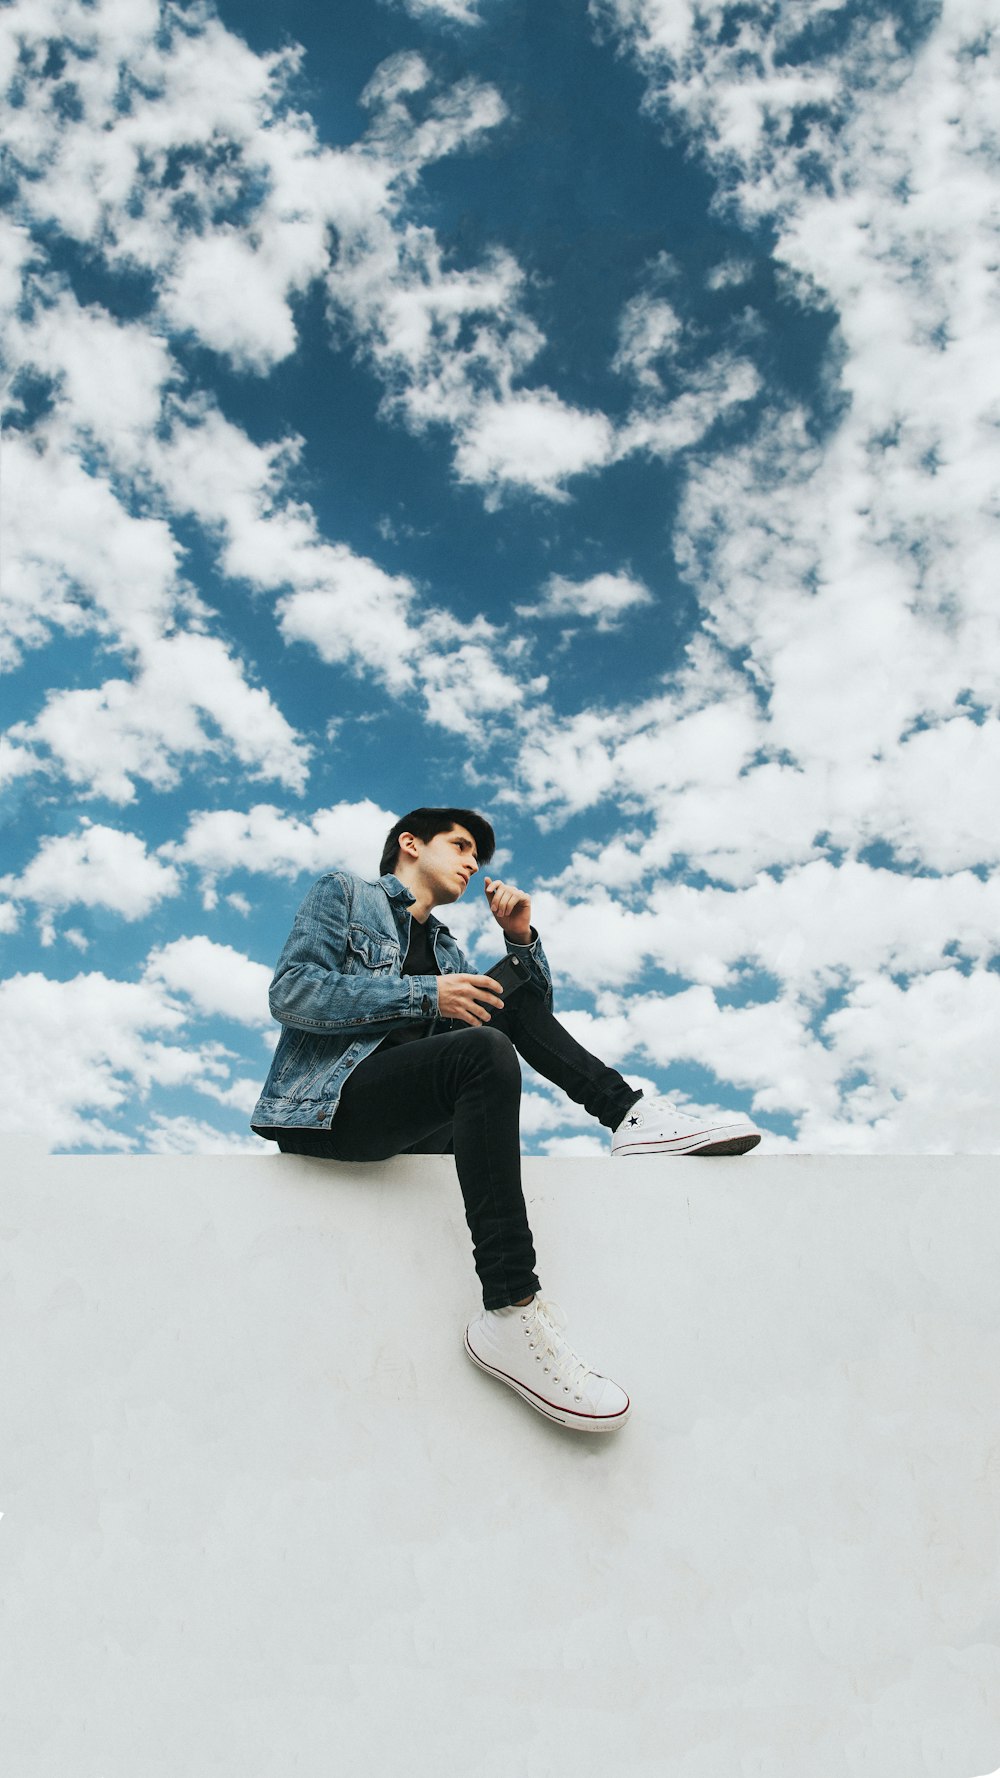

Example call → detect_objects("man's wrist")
505 926 535 948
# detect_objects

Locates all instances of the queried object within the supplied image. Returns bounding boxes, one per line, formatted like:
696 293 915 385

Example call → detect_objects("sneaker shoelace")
522 1298 593 1402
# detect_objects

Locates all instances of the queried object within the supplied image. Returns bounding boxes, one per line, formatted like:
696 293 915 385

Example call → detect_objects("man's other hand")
483 877 532 945
436 973 506 1026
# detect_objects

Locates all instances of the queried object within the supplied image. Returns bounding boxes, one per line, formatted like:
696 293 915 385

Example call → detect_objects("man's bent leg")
491 989 642 1130
491 990 760 1154
278 1028 540 1310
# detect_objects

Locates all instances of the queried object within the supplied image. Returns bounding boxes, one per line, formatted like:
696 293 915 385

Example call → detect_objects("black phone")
486 953 531 998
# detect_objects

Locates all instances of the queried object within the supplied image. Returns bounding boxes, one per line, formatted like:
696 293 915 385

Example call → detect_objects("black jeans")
276 988 641 1310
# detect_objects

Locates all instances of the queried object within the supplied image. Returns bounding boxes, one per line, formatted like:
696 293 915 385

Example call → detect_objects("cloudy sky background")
1 0 997 1156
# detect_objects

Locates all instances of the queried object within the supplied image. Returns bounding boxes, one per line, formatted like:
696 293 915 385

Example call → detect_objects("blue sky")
2 0 998 1155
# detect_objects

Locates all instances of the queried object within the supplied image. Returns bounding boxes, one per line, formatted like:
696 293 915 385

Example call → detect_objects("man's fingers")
456 976 503 1008
484 878 528 925
470 981 501 1019
437 972 504 1027
461 997 495 1025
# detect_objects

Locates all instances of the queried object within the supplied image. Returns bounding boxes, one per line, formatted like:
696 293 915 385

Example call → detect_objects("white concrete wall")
2 1148 1000 1778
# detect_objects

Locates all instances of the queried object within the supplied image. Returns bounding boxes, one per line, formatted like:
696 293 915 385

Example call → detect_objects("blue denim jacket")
251 870 553 1135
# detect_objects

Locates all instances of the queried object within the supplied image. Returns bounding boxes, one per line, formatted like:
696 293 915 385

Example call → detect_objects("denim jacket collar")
379 872 412 902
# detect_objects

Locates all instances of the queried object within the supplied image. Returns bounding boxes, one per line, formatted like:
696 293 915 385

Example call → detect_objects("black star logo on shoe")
628 1113 641 1127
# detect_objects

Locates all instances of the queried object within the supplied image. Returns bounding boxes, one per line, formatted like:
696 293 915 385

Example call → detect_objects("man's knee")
459 1023 520 1084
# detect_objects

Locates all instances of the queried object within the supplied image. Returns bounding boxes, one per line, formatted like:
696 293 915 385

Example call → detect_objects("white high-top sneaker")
464 1298 631 1432
612 1095 761 1157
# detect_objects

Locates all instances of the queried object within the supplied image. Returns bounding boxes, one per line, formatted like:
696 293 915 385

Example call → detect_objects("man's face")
409 824 479 903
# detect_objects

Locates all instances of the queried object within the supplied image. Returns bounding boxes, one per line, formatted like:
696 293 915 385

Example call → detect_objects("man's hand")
436 973 506 1026
483 877 533 946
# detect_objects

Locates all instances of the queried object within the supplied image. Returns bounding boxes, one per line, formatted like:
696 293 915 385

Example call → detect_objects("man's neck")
393 867 434 923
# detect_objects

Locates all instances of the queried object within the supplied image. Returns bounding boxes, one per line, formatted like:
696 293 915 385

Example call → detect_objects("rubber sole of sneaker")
463 1333 631 1432
614 1130 761 1158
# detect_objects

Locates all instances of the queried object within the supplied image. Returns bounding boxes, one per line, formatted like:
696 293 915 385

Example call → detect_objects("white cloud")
512 636 762 824
276 552 425 695
324 60 560 497
1 4 552 796
706 258 753 291
0 823 180 922
2 0 651 811
149 408 535 730
561 989 839 1128
164 233 300 372
540 1133 607 1157
616 353 761 460
522 829 1000 1151
416 635 533 735
165 798 398 897
144 937 272 1026
0 968 236 1149
483 0 1000 1150
612 295 683 389
454 391 616 500
2 324 312 805
8 287 174 441
567 0 1000 843
517 571 654 631
387 0 486 25
518 1087 594 1138
805 967 1000 1154
536 860 1000 998
10 633 310 803
0 215 35 314
324 48 744 501
528 870 1000 1149
140 1113 266 1154
3 0 342 372
0 735 37 790
146 402 528 724
0 427 180 669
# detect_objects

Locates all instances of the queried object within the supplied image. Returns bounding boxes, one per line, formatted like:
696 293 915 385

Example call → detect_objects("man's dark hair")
379 807 496 876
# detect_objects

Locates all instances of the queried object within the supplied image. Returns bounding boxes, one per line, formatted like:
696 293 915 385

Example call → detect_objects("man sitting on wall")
251 806 760 1434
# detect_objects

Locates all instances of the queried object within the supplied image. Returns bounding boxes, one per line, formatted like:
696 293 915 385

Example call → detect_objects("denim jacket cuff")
504 927 539 952
408 973 439 1017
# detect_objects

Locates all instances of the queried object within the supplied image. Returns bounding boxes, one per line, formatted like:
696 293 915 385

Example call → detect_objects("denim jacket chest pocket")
345 924 399 975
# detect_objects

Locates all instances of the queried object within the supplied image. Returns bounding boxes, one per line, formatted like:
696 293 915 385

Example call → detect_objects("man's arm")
268 874 439 1035
483 875 554 1008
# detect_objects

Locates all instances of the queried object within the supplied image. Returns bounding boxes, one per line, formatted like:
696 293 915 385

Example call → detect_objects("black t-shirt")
379 916 440 1048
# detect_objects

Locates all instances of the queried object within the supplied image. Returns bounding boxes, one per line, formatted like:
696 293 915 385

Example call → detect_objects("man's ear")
396 831 420 861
